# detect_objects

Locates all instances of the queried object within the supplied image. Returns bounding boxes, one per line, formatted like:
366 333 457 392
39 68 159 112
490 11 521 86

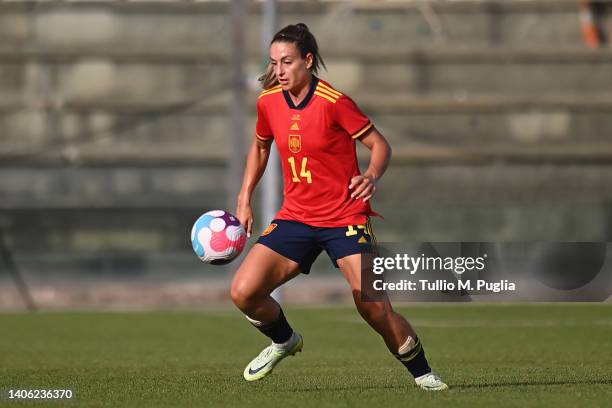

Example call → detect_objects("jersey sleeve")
334 95 373 140
255 98 274 141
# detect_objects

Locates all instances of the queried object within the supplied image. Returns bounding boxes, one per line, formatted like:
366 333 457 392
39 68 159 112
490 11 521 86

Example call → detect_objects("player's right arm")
236 136 273 237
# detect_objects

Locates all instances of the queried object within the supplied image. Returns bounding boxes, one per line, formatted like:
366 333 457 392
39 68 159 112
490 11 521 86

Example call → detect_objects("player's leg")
336 253 448 390
231 220 320 381
231 243 304 381
336 253 414 349
231 242 301 324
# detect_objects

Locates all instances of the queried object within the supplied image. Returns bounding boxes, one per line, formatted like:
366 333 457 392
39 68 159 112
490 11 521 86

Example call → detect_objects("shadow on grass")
453 378 612 390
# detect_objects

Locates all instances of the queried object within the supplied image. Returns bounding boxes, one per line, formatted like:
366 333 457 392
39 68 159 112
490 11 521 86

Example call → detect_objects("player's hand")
236 201 254 237
349 175 377 202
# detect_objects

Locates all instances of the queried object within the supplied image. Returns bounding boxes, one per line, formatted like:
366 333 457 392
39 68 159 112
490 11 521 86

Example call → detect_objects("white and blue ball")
191 210 247 265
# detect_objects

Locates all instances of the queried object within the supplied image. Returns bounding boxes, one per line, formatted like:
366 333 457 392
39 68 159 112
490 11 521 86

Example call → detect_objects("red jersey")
255 77 376 227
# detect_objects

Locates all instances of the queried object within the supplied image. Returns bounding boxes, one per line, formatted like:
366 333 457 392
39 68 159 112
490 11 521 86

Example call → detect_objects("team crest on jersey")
288 135 301 153
262 223 278 236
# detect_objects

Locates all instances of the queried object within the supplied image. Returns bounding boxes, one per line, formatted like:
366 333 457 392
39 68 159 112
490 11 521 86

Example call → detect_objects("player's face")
269 41 313 93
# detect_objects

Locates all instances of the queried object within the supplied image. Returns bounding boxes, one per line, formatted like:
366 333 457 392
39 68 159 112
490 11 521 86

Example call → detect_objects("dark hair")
258 23 327 89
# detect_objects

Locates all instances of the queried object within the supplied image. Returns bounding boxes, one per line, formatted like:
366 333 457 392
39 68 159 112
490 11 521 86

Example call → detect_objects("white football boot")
243 332 303 381
415 372 449 391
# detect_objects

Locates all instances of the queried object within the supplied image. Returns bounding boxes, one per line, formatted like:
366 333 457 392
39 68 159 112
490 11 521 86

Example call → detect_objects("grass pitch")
1 304 611 407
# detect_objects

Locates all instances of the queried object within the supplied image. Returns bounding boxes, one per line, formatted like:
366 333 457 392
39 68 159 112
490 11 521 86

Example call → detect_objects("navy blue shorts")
256 219 375 274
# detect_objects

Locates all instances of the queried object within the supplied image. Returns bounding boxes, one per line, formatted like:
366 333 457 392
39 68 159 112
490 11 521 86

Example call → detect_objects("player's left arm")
349 127 392 202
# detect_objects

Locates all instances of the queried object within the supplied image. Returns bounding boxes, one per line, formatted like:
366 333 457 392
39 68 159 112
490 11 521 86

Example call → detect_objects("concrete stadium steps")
0 108 239 162
0 0 599 49
2 163 612 211
374 203 612 241
378 165 612 204
372 107 612 151
0 54 230 103
0 166 227 210
2 48 612 101
351 49 612 95
3 95 612 163
1 208 206 253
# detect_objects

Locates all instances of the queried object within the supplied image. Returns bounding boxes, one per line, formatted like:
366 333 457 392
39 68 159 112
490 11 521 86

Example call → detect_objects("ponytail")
258 63 280 90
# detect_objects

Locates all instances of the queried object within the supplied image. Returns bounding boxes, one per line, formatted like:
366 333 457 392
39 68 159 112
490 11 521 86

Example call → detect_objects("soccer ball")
191 210 247 265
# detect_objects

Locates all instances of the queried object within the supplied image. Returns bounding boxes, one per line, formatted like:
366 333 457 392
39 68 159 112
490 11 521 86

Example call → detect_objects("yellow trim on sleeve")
318 82 342 97
315 86 340 101
351 122 373 139
256 133 273 141
258 86 283 98
314 91 337 104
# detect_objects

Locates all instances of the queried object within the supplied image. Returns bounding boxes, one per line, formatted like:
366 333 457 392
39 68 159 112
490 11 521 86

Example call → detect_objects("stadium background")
1 0 612 309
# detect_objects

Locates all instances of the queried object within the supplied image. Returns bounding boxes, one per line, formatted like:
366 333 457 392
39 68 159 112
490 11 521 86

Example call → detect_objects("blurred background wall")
1 0 612 309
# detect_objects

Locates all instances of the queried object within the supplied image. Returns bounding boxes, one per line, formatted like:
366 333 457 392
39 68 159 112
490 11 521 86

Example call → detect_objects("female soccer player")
232 23 447 391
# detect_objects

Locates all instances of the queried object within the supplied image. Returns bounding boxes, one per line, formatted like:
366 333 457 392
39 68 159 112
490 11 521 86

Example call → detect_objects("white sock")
273 331 297 350
415 372 433 382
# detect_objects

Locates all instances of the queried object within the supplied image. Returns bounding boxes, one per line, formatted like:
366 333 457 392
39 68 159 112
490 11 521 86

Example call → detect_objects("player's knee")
230 281 259 311
355 299 390 324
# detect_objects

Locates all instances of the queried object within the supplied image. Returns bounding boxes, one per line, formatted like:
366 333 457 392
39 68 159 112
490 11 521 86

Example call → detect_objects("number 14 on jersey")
288 156 312 183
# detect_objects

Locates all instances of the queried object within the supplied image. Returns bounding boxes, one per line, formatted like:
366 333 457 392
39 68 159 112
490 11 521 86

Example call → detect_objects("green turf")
1 304 611 407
